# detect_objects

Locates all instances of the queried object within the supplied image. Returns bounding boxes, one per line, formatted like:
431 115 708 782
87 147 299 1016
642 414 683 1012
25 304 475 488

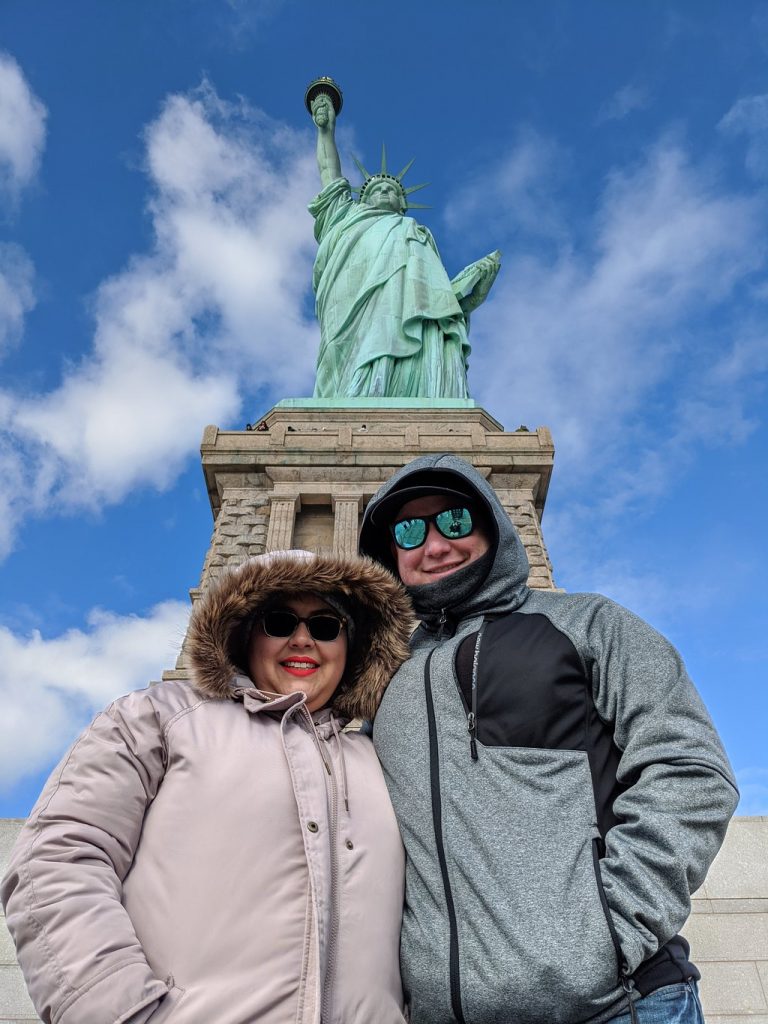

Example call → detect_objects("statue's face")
365 178 404 213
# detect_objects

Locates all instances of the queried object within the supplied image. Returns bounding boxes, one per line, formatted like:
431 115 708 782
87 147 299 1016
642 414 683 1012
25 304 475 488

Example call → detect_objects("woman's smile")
280 657 320 677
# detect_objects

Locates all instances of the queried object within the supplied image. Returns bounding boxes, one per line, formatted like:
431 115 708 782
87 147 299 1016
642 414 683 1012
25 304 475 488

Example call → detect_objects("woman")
1 550 413 1024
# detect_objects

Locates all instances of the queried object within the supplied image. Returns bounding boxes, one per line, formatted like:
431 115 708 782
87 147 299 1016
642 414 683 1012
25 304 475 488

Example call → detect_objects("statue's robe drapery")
310 178 471 398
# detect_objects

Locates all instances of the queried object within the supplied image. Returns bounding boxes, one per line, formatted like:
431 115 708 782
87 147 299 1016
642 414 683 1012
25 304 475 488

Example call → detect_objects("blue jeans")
609 981 704 1023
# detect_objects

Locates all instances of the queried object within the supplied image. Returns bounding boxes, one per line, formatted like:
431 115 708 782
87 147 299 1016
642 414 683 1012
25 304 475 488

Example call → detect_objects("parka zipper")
320 760 340 1024
424 648 467 1024
302 707 340 1024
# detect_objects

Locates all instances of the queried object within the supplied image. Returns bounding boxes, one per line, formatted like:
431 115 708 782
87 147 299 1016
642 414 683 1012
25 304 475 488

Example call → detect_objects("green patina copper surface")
276 397 477 410
307 81 500 401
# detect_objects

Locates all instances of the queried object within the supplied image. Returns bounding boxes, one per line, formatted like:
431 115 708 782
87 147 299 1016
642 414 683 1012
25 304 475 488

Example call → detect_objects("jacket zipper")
437 608 448 639
466 622 485 761
591 838 637 1023
424 648 467 1024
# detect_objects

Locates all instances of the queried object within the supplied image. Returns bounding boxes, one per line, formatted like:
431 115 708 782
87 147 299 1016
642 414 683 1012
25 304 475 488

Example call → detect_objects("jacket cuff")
53 960 167 1024
611 913 653 976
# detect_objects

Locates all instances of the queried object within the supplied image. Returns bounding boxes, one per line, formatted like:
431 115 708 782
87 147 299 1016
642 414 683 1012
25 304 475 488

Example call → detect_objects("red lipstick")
280 659 319 678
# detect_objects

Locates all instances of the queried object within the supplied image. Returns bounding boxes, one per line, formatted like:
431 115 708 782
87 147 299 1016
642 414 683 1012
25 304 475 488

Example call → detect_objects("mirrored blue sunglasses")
391 507 475 550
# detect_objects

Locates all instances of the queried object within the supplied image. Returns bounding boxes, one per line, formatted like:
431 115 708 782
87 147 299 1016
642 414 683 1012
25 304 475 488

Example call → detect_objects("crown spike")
380 143 388 175
353 156 372 180
405 203 431 210
404 182 429 195
396 157 415 180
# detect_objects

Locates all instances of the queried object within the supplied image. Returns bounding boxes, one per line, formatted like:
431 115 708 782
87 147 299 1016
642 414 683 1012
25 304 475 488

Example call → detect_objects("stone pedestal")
164 403 556 679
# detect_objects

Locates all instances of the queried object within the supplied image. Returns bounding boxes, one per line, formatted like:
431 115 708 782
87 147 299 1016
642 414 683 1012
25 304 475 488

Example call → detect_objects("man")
309 89 500 399
359 453 738 1024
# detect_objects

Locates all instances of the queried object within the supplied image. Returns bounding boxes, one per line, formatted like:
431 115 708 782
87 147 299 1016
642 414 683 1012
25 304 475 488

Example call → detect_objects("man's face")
391 495 490 587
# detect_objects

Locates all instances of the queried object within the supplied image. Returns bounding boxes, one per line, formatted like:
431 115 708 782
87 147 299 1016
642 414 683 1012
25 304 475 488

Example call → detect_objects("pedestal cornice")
201 405 554 519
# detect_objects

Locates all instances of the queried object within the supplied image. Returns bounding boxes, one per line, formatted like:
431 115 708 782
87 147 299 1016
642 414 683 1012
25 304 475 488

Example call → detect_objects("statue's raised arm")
311 92 341 187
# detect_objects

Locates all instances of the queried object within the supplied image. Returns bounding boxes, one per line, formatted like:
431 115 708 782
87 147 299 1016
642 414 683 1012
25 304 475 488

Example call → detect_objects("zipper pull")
621 973 638 1024
468 622 485 763
467 712 478 761
437 609 447 640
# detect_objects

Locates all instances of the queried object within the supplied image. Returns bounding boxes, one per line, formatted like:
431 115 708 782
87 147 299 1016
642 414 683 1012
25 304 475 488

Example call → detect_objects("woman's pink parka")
1 552 414 1024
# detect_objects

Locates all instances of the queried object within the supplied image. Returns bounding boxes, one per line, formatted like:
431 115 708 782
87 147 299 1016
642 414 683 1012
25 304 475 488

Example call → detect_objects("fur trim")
187 553 414 720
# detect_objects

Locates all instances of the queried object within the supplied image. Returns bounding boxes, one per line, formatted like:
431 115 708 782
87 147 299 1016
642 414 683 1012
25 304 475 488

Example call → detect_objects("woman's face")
247 595 348 713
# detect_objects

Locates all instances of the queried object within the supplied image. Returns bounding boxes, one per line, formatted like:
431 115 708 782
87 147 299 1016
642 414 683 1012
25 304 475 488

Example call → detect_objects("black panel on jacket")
455 612 628 835
457 613 587 749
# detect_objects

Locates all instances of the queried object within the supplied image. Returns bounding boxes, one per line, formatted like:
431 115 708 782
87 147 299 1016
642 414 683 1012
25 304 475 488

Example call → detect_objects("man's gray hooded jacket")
359 454 738 1024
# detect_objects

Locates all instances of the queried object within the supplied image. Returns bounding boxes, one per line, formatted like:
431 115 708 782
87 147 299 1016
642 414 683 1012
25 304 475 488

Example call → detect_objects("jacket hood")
359 454 530 622
187 551 414 720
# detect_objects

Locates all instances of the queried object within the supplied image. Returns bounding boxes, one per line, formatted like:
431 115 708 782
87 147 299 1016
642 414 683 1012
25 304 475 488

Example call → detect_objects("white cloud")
13 347 239 507
0 81 320 551
0 432 27 560
0 242 35 354
578 320 768 524
719 93 768 178
0 54 42 365
465 137 765 481
596 84 650 124
592 563 674 618
453 133 768 623
0 600 189 790
444 128 566 244
221 0 284 42
0 51 47 205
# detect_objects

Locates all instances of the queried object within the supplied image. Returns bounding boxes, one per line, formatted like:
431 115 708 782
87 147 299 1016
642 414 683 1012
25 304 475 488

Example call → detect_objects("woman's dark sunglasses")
261 610 346 642
391 506 475 551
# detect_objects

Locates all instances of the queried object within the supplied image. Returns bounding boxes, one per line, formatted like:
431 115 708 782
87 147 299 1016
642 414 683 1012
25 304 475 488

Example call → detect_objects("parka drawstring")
301 706 333 774
301 706 351 814
330 713 351 813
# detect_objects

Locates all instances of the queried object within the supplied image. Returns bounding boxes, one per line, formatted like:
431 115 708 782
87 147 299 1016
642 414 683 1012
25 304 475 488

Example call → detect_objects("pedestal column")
266 495 299 551
333 495 362 556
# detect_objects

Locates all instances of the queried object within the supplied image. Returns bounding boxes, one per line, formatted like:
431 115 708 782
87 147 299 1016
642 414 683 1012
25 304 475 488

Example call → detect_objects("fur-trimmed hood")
187 550 414 721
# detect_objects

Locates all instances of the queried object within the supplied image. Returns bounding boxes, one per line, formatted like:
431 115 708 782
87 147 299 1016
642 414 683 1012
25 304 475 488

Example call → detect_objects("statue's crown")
352 145 430 210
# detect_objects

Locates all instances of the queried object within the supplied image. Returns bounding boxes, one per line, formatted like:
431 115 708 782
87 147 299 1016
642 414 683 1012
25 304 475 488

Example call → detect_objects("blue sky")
0 0 766 816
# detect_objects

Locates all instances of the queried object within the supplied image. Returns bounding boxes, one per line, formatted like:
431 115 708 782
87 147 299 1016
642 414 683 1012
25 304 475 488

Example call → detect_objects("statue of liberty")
306 78 501 400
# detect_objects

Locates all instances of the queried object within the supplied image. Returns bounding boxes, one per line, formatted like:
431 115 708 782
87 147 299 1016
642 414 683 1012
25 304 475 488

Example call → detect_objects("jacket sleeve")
584 596 739 976
0 690 173 1024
